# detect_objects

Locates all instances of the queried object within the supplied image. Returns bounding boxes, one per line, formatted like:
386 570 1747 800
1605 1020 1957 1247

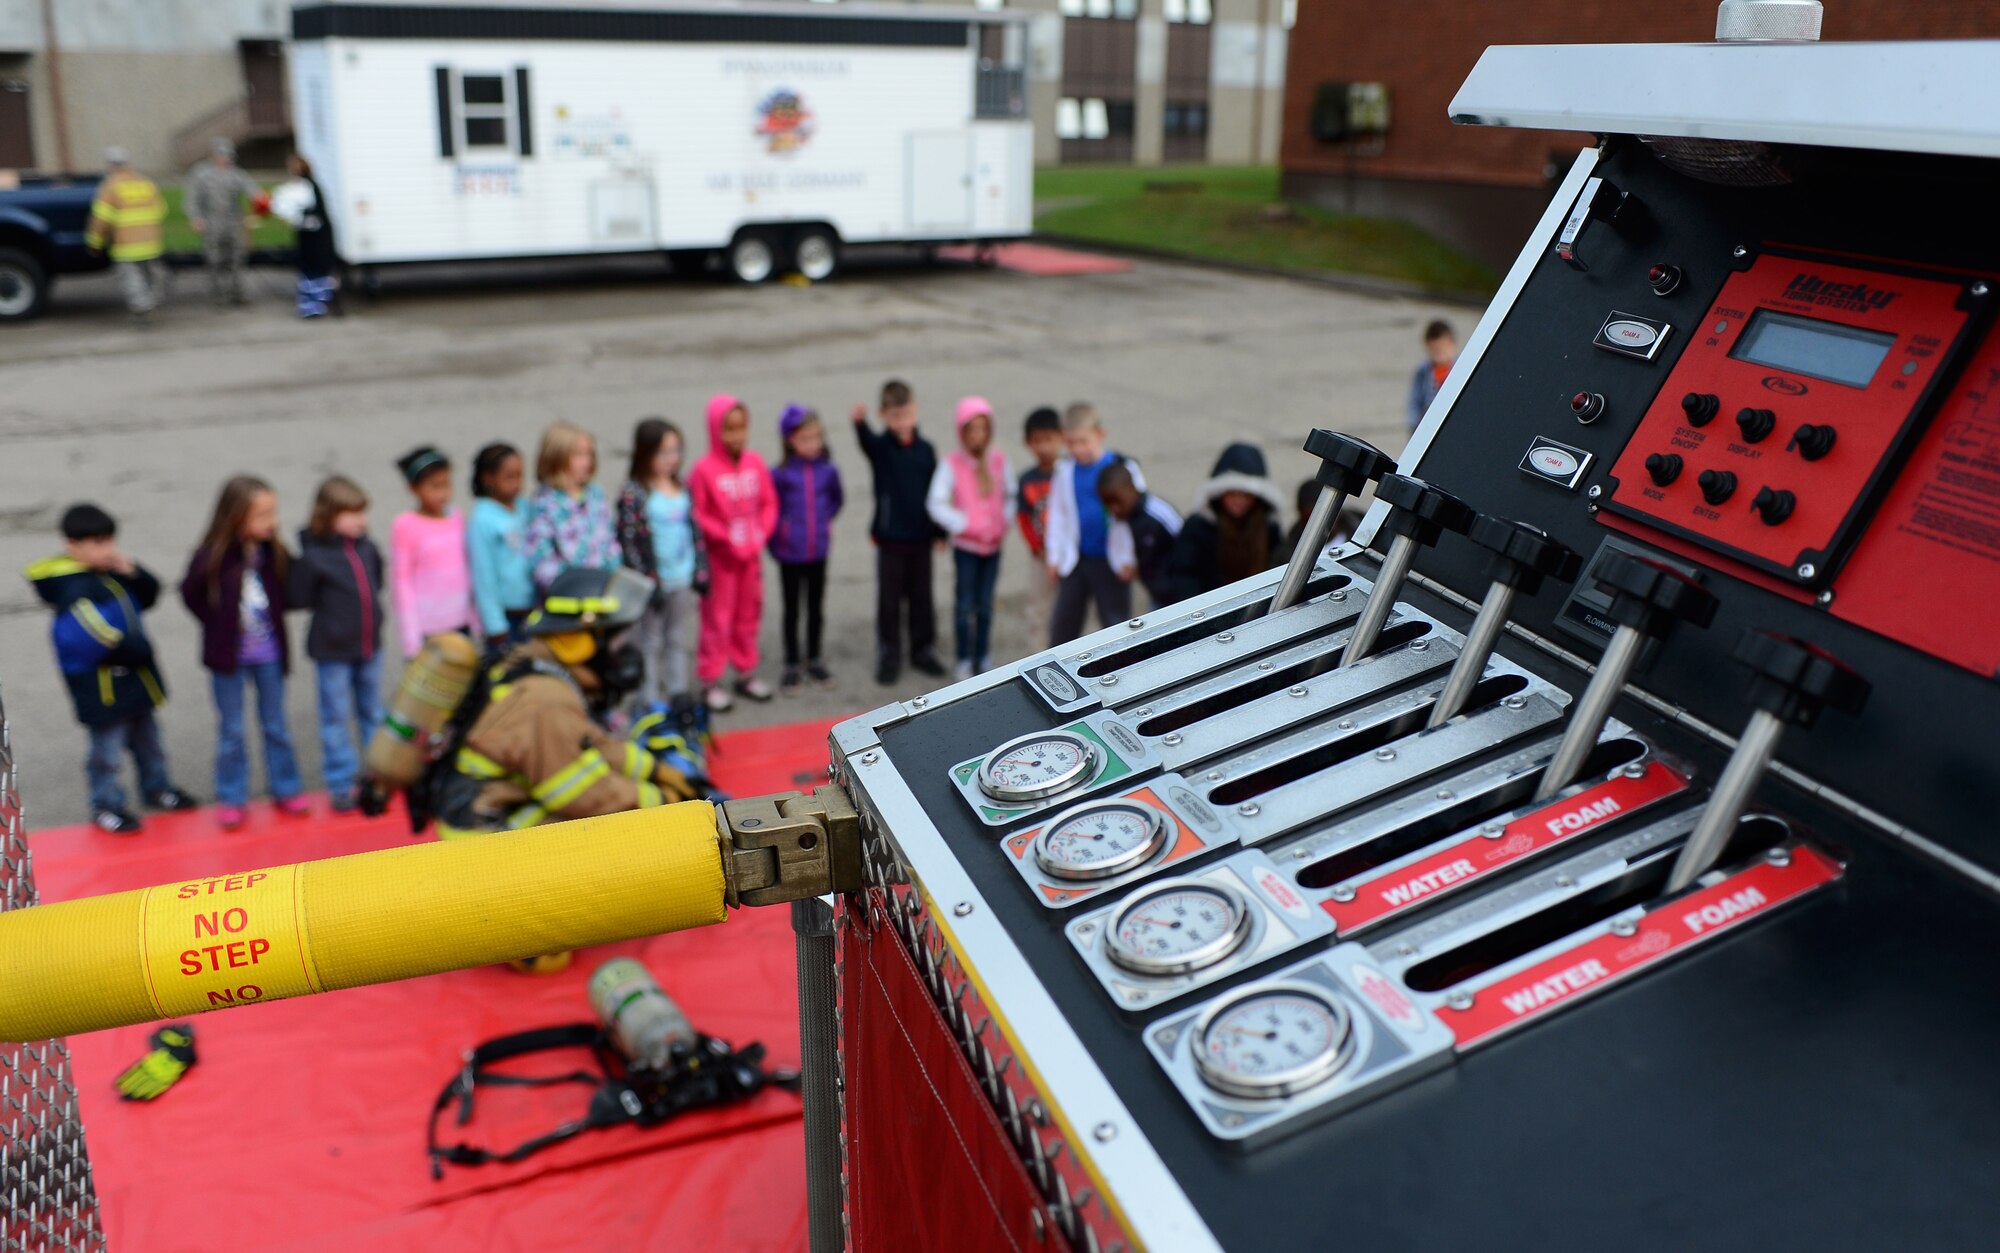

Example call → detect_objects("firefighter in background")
85 147 168 324
430 565 702 836
183 138 262 308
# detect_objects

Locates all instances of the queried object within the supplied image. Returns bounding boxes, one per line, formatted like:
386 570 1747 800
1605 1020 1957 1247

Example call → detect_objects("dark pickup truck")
0 174 107 321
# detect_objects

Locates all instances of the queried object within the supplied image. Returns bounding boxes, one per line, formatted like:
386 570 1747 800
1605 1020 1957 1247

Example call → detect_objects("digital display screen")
1729 309 1896 388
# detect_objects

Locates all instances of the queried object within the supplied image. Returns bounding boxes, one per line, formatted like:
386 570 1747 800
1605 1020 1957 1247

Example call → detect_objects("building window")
459 72 512 150
973 0 1005 10
1058 97 1121 140
1282 0 1298 29
1163 100 1208 161
1164 0 1212 23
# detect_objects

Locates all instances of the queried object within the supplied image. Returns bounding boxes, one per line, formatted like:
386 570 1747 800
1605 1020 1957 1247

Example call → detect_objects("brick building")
1280 1 2000 269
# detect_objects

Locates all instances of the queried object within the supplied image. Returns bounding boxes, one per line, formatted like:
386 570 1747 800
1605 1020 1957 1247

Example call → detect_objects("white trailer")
288 0 1033 282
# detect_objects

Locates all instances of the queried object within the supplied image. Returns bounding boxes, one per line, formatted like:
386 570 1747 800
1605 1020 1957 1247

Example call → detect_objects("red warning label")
1444 845 1841 1048
1321 762 1688 932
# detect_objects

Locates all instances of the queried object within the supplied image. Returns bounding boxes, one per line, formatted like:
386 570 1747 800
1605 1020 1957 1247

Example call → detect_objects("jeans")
85 711 171 813
952 549 1002 665
211 661 301 807
634 586 700 705
315 656 383 799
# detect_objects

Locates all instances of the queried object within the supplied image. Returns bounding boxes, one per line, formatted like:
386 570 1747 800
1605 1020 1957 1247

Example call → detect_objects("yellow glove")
652 764 698 803
115 1024 197 1101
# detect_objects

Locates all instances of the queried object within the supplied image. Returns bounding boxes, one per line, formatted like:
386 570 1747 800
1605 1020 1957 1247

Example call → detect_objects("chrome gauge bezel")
1033 798 1171 882
1192 981 1354 1100
1105 878 1256 977
976 729 1101 803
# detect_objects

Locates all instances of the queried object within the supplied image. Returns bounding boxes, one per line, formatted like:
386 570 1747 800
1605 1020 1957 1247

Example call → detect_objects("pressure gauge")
1106 880 1255 977
977 729 1100 804
1034 799 1171 882
1193 983 1352 1100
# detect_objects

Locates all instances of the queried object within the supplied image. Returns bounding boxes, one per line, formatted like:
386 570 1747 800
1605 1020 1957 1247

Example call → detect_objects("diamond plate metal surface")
0 689 107 1253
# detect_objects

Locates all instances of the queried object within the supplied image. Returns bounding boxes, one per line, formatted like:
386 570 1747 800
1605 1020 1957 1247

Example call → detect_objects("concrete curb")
1032 231 1494 309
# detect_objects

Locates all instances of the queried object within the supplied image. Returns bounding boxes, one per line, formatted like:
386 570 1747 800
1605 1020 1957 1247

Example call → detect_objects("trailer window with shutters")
435 65 535 158
459 73 512 149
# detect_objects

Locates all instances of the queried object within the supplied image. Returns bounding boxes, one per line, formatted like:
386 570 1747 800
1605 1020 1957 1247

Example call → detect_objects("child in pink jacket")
689 394 778 711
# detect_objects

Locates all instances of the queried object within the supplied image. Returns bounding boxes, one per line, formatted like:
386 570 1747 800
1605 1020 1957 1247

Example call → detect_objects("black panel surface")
879 660 2000 1251
1407 141 2000 875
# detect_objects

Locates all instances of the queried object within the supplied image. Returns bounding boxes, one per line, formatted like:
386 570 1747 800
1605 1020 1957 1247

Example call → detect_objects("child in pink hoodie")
689 394 778 711
926 396 1014 680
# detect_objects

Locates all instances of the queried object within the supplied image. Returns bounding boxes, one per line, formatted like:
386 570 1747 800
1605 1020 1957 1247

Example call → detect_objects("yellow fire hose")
0 789 858 1044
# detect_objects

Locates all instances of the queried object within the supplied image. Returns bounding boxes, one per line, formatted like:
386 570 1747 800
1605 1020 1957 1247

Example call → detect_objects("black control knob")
1467 516 1582 596
1375 474 1476 549
1750 486 1796 526
1571 391 1607 425
1732 629 1871 729
1303 429 1396 495
1681 393 1720 426
1593 551 1719 640
1648 263 1684 297
1736 407 1777 443
1645 453 1684 486
1698 469 1738 505
1787 424 1837 462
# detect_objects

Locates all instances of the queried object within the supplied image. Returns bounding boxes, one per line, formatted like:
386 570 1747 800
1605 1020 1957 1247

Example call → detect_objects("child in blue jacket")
26 504 197 833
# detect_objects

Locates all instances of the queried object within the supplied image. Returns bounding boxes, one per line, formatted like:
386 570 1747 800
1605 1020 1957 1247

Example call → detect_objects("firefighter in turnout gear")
429 567 702 847
85 147 168 322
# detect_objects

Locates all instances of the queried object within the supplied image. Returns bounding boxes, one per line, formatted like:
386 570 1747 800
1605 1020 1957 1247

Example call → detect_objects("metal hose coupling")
717 785 865 909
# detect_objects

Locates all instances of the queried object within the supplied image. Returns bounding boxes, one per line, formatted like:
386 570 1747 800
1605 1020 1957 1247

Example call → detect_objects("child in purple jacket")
768 405 844 693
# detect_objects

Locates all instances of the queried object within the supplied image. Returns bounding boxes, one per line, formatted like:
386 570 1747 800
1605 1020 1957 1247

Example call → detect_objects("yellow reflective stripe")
636 781 664 808
454 747 511 780
71 601 123 647
488 683 513 703
24 556 86 580
504 803 548 830
529 749 611 810
98 668 114 705
620 742 655 780
543 595 620 615
139 668 165 705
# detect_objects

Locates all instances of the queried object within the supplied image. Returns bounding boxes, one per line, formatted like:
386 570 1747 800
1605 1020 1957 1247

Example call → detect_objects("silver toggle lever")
1427 517 1580 729
1267 429 1395 616
1338 474 1474 670
1532 552 1716 802
1666 630 1868 893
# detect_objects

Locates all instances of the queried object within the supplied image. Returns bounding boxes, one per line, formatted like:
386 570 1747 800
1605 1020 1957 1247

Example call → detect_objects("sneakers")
148 786 199 812
705 684 736 713
911 650 947 678
275 795 312 818
93 809 143 836
216 805 247 832
780 666 804 696
735 676 775 703
976 656 994 675
330 789 360 814
952 659 975 682
875 657 901 686
806 660 835 688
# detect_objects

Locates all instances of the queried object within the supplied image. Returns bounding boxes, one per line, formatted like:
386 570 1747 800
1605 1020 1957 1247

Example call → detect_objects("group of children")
32 378 1322 835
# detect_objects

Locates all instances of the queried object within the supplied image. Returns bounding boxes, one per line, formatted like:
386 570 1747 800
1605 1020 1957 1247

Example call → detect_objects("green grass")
160 185 295 254
1035 165 1498 295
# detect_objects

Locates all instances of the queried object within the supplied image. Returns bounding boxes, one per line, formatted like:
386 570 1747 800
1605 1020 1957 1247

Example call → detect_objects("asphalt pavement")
0 249 1473 827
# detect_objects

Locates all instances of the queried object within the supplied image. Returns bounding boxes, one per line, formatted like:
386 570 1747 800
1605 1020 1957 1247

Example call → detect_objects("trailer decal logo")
756 89 815 156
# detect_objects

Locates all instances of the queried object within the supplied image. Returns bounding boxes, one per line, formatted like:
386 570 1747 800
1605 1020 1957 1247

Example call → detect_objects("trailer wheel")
791 228 840 282
0 247 50 322
727 232 778 285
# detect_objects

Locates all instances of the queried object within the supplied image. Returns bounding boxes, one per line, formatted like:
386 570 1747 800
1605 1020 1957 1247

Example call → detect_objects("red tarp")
27 716 848 1252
